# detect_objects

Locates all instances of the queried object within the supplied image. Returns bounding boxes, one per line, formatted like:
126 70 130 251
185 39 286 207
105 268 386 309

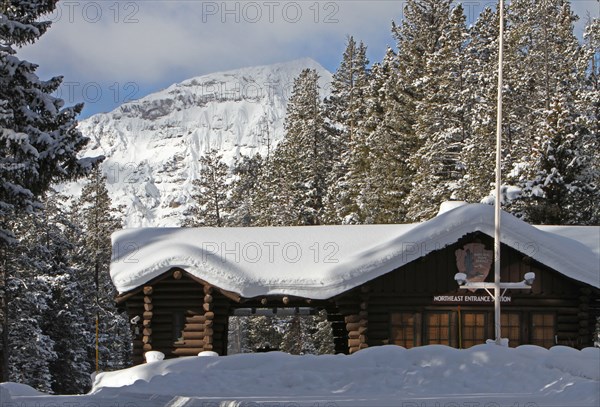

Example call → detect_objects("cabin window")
390 312 419 348
501 312 521 347
531 313 556 348
172 311 185 342
425 312 451 345
461 311 487 349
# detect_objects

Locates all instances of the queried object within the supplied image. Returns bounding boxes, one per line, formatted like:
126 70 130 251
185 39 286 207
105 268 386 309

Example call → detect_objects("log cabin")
110 203 600 364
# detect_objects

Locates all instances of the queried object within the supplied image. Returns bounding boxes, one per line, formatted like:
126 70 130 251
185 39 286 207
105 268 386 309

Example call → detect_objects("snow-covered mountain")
74 58 332 227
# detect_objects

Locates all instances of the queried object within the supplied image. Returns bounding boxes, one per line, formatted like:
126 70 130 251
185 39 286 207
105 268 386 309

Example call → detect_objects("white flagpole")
494 0 505 345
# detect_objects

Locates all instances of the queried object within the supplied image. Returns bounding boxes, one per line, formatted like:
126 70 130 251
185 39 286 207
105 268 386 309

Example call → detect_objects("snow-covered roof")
110 204 600 298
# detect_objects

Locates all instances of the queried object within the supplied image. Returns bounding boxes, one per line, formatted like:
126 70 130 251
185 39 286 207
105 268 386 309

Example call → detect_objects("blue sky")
17 0 600 119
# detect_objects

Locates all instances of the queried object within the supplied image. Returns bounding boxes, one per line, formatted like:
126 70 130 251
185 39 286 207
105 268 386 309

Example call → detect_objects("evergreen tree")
186 149 230 227
392 0 454 86
228 154 263 226
247 147 297 227
227 316 245 354
78 166 130 372
508 94 596 224
280 315 316 355
325 36 369 147
245 316 283 352
391 0 454 221
504 0 595 224
0 0 95 242
4 211 56 392
503 0 580 172
42 192 94 393
1 0 97 381
3 190 95 393
312 310 334 355
457 6 499 202
337 48 412 224
324 37 370 223
575 16 600 224
272 69 332 225
405 3 470 220
6 276 56 393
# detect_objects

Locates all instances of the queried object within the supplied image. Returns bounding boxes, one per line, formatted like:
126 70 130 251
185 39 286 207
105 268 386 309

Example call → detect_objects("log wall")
126 271 230 364
333 233 599 350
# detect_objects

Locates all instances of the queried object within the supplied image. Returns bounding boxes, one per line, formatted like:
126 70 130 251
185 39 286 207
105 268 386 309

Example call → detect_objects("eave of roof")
110 204 600 298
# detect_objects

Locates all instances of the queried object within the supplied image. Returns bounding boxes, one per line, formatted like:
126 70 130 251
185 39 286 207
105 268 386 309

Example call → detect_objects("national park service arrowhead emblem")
455 243 493 292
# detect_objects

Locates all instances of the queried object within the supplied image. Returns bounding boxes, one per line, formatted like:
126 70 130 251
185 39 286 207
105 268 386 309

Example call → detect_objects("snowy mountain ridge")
73 58 333 227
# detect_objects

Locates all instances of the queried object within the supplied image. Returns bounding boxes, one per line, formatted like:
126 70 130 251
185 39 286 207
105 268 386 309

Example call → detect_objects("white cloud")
19 1 404 83
15 0 600 118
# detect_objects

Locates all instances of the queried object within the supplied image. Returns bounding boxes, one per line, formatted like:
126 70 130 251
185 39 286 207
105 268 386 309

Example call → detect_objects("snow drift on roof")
110 204 600 297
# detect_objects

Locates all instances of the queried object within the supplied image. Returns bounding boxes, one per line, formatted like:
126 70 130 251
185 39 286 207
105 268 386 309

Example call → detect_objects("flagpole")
494 0 505 345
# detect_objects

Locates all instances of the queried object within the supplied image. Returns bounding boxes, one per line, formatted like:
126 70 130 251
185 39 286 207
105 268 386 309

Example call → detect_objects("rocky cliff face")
73 59 332 227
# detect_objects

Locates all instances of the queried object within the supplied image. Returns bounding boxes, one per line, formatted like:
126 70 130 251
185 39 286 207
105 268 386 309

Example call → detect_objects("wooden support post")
142 291 153 354
203 285 214 351
346 286 370 354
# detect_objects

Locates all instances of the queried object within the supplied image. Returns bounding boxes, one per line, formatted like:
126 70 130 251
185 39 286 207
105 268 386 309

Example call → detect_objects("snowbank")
2 345 598 406
111 204 600 296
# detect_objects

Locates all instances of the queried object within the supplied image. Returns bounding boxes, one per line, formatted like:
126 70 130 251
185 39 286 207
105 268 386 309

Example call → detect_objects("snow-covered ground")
2 344 598 406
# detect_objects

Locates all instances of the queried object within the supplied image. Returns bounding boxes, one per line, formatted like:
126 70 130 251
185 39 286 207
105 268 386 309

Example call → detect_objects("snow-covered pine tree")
185 149 230 227
312 309 334 354
3 210 56 392
504 0 595 224
457 6 499 202
272 69 331 225
392 0 454 100
502 0 569 165
404 2 469 221
574 16 600 225
280 315 317 355
245 316 283 352
250 114 291 226
516 94 595 224
0 0 95 242
345 48 412 224
3 190 94 393
39 191 94 394
228 154 264 226
580 17 599 141
390 0 454 221
323 37 370 224
78 166 130 372
226 316 245 354
254 149 297 226
325 36 369 147
1 0 98 381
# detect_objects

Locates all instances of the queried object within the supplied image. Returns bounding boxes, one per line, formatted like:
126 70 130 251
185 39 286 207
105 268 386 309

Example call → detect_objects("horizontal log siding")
337 233 596 350
127 272 231 362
